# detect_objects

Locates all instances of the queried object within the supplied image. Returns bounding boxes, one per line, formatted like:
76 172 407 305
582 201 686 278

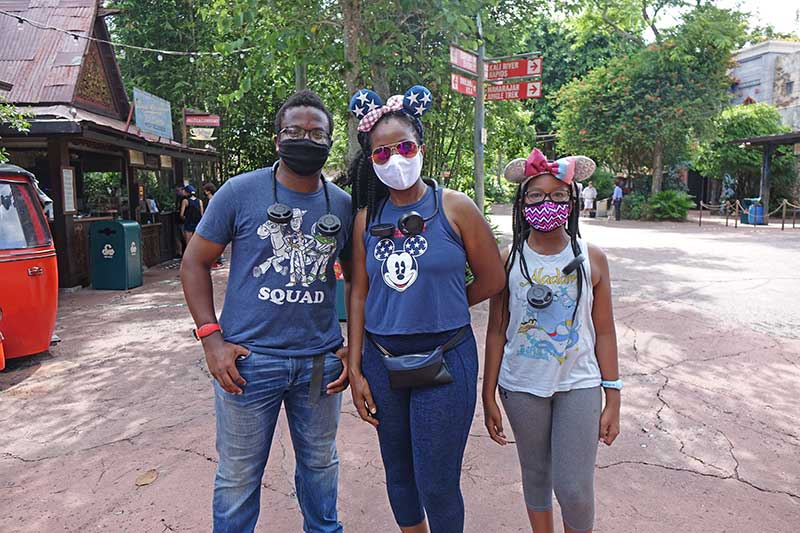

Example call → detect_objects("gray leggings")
500 386 602 532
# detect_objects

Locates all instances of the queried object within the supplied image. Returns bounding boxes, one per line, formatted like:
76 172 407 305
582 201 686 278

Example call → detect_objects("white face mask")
373 152 423 191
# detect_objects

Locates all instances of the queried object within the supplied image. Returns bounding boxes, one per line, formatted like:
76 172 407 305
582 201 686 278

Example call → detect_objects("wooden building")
0 0 217 287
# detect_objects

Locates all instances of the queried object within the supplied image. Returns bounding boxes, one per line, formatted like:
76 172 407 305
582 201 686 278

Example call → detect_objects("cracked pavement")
2 213 799 532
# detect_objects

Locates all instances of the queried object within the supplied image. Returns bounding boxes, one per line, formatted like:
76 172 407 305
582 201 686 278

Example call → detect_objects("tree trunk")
651 137 664 194
339 0 362 163
295 61 307 91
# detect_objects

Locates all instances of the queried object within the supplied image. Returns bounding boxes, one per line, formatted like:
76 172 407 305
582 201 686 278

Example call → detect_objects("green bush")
647 190 695 220
621 192 649 220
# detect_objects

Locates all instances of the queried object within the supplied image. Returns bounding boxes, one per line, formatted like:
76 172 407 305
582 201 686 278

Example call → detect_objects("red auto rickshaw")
0 164 58 370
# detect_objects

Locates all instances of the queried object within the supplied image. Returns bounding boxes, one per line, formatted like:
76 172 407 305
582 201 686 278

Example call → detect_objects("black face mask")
278 139 330 176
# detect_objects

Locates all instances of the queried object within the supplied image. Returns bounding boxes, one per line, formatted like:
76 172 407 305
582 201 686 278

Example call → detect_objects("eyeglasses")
525 189 571 204
371 140 419 165
279 126 331 145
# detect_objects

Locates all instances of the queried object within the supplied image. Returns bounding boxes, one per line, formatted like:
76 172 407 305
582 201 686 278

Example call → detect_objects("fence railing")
697 199 800 230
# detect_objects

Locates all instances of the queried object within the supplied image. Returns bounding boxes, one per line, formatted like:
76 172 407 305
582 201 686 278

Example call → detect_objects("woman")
346 86 505 533
483 149 621 533
180 184 204 244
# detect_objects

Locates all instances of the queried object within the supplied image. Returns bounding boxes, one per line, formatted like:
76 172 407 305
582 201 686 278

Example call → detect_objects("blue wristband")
601 379 623 390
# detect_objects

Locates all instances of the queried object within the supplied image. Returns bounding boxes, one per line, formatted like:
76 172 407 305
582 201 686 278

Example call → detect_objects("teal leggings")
500 386 602 532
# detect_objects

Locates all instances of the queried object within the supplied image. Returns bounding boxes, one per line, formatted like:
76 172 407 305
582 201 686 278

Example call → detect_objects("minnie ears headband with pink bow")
503 148 596 186
348 86 433 132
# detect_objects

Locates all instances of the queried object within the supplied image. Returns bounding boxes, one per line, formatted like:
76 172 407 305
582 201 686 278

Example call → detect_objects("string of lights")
0 9 253 61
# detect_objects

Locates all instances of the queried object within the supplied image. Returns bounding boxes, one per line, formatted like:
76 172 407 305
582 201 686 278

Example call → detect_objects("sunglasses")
371 140 419 165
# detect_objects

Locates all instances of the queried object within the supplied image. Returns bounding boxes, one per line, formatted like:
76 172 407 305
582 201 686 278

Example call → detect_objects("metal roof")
0 1 123 109
730 131 800 146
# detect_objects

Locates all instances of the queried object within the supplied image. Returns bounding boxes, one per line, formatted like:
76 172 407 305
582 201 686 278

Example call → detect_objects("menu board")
62 167 77 214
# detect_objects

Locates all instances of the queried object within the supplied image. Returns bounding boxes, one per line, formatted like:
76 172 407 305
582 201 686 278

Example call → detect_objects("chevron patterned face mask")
524 201 571 232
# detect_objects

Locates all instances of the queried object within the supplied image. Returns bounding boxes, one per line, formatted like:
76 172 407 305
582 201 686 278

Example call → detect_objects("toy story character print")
253 208 337 288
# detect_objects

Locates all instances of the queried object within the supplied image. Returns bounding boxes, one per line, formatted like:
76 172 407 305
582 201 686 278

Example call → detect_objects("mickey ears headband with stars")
503 148 596 186
349 85 433 133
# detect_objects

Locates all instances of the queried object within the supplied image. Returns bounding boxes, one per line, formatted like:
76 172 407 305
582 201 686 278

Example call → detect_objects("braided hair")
347 111 424 223
506 179 585 324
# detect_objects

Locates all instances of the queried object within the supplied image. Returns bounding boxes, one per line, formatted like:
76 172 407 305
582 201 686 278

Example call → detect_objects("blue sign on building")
133 88 174 139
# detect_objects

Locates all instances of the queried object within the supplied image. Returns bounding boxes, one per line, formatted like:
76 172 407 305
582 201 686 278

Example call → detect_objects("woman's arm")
483 247 511 445
200 199 205 216
442 190 506 306
180 198 188 221
347 209 378 427
589 243 621 446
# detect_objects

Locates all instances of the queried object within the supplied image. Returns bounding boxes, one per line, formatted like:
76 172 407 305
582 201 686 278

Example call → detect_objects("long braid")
566 181 584 324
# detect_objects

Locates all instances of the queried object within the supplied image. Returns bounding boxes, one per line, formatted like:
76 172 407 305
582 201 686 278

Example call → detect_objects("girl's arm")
589 242 621 446
347 209 378 427
180 198 187 220
200 199 205 216
442 189 506 306
483 247 511 445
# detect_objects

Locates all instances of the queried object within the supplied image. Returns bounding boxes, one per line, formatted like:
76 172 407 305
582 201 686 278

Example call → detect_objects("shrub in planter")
647 190 695 221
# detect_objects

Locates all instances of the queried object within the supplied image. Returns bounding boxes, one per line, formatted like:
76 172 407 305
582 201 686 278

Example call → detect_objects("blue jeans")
213 351 344 533
361 327 478 533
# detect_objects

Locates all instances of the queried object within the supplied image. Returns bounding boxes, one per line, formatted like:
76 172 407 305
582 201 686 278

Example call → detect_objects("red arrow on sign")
450 72 477 97
486 57 542 80
485 80 542 101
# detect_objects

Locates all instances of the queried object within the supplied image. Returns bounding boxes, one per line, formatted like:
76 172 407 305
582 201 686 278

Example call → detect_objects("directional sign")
185 113 221 127
485 80 542 101
450 72 477 97
449 45 478 75
486 57 542 80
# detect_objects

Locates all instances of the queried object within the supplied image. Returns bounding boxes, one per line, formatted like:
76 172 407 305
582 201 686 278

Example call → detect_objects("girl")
346 86 505 533
483 148 621 533
180 184 204 244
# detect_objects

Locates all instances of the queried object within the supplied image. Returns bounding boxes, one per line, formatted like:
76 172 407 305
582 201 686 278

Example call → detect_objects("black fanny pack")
367 327 467 390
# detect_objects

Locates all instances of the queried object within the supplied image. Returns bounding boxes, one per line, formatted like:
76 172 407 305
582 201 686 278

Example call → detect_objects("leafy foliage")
647 190 694 220
0 99 30 163
693 103 796 204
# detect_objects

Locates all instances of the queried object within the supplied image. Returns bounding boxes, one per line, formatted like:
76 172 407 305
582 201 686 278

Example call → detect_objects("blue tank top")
364 186 471 335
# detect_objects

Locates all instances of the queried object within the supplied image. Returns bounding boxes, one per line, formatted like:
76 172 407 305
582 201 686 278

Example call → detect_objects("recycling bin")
748 203 764 225
740 198 757 223
90 220 143 290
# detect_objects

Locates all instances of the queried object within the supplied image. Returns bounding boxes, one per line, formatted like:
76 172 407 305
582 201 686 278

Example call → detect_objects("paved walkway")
2 213 799 532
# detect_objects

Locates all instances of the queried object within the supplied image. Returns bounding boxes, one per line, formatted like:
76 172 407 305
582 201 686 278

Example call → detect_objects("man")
581 180 597 218
613 180 624 221
174 185 187 257
181 90 352 533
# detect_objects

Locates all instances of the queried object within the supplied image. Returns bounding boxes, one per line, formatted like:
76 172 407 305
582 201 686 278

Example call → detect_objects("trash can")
740 198 757 223
90 220 143 290
748 203 764 225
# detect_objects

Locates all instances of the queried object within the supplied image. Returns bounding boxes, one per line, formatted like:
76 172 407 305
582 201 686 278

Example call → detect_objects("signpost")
448 26 543 211
486 57 542 80
450 73 476 97
485 80 542 101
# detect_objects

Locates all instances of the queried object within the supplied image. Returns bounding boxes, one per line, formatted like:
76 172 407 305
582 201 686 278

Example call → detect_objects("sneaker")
211 262 224 270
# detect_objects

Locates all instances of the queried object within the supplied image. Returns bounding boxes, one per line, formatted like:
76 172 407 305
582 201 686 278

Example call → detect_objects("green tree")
0 100 29 163
693 103 796 206
555 4 747 193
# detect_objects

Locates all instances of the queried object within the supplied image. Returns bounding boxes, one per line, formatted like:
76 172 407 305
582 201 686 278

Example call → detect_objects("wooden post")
47 138 75 287
698 202 703 227
473 14 486 212
725 202 729 227
760 144 774 224
734 201 739 228
782 200 787 231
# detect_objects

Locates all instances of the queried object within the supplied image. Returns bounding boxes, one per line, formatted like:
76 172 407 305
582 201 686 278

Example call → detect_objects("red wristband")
193 323 222 341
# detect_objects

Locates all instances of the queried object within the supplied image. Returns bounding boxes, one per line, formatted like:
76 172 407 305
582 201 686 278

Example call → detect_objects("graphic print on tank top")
516 266 581 364
373 234 428 292
252 207 337 288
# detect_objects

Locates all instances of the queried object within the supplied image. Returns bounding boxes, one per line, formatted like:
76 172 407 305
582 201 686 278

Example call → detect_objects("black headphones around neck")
525 253 585 309
370 178 439 238
268 161 341 236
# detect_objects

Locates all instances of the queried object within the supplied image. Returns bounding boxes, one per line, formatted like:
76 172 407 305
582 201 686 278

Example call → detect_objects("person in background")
174 185 187 257
612 180 624 221
180 184 204 244
581 181 597 218
203 182 224 269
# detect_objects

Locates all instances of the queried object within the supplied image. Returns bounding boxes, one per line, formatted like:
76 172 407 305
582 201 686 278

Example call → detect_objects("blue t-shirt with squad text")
196 165 352 356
